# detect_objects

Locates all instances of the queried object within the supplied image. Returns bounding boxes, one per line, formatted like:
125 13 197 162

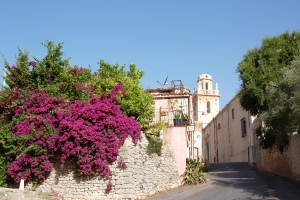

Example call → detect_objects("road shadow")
208 162 300 200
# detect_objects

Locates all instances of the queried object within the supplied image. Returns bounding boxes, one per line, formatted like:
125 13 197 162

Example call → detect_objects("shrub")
0 41 151 188
145 121 166 137
182 158 207 185
0 83 140 184
145 134 163 156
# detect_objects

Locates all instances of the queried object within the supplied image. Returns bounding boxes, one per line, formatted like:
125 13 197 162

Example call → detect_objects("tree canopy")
2 41 154 130
94 60 154 130
258 55 300 149
236 31 300 115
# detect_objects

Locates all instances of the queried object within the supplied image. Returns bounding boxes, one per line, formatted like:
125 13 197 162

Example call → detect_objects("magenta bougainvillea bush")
0 41 152 188
2 83 140 184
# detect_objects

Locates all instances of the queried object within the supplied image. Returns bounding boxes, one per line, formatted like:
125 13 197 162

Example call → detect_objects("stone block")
119 193 134 199
119 172 131 177
116 189 124 194
123 177 133 184
122 183 132 189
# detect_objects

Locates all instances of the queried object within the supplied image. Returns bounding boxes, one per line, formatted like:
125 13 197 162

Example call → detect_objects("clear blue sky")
1 1 299 109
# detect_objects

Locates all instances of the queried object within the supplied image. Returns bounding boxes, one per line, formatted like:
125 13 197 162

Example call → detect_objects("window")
232 108 234 119
207 101 210 113
206 143 210 161
218 123 221 130
205 82 208 90
241 117 247 137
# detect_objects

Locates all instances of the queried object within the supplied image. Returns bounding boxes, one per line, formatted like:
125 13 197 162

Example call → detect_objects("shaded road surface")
148 162 300 200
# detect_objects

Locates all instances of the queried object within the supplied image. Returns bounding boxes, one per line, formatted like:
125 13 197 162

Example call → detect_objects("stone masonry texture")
253 133 300 182
32 133 180 200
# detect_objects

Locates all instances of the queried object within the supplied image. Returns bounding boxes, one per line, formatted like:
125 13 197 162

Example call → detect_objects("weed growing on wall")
145 134 163 156
144 121 166 156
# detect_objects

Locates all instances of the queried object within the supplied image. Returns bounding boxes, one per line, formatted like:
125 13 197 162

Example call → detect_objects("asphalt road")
147 162 300 200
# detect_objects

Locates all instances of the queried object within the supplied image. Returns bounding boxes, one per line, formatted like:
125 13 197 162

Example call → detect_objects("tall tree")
258 56 300 149
236 31 300 115
3 41 70 90
93 60 154 131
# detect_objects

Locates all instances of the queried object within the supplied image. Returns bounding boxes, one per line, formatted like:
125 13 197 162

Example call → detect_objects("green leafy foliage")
237 31 300 115
145 134 163 156
93 60 154 131
3 42 154 130
3 41 70 91
258 56 300 149
0 41 152 187
181 158 207 185
0 112 29 186
0 139 9 187
145 121 166 137
144 121 166 156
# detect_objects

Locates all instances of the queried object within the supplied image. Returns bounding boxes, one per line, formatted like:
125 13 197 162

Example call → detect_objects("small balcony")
152 107 193 127
194 89 219 95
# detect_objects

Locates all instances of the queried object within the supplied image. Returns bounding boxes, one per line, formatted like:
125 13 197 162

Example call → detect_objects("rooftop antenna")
157 76 168 87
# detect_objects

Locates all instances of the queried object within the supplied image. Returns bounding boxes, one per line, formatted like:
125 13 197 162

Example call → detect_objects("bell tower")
192 74 220 127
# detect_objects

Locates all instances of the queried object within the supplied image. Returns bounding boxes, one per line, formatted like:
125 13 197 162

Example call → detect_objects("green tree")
258 56 300 149
3 41 70 91
237 31 300 115
92 60 154 131
2 41 154 130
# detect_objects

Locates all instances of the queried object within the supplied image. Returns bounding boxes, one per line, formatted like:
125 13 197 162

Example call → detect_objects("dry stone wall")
252 118 263 169
260 143 292 178
35 133 180 200
253 133 300 181
290 134 300 181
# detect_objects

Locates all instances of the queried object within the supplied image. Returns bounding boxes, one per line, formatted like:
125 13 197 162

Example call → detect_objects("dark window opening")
241 117 247 137
207 101 211 113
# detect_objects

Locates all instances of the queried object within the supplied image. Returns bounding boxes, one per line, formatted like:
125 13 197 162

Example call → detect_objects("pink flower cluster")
118 161 127 169
8 153 53 182
106 182 114 191
7 83 141 182
73 82 90 93
28 61 37 66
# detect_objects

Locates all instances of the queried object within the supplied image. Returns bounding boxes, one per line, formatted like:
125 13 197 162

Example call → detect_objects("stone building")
147 74 221 160
192 74 220 127
146 80 192 126
191 74 220 159
202 92 256 163
200 90 300 183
